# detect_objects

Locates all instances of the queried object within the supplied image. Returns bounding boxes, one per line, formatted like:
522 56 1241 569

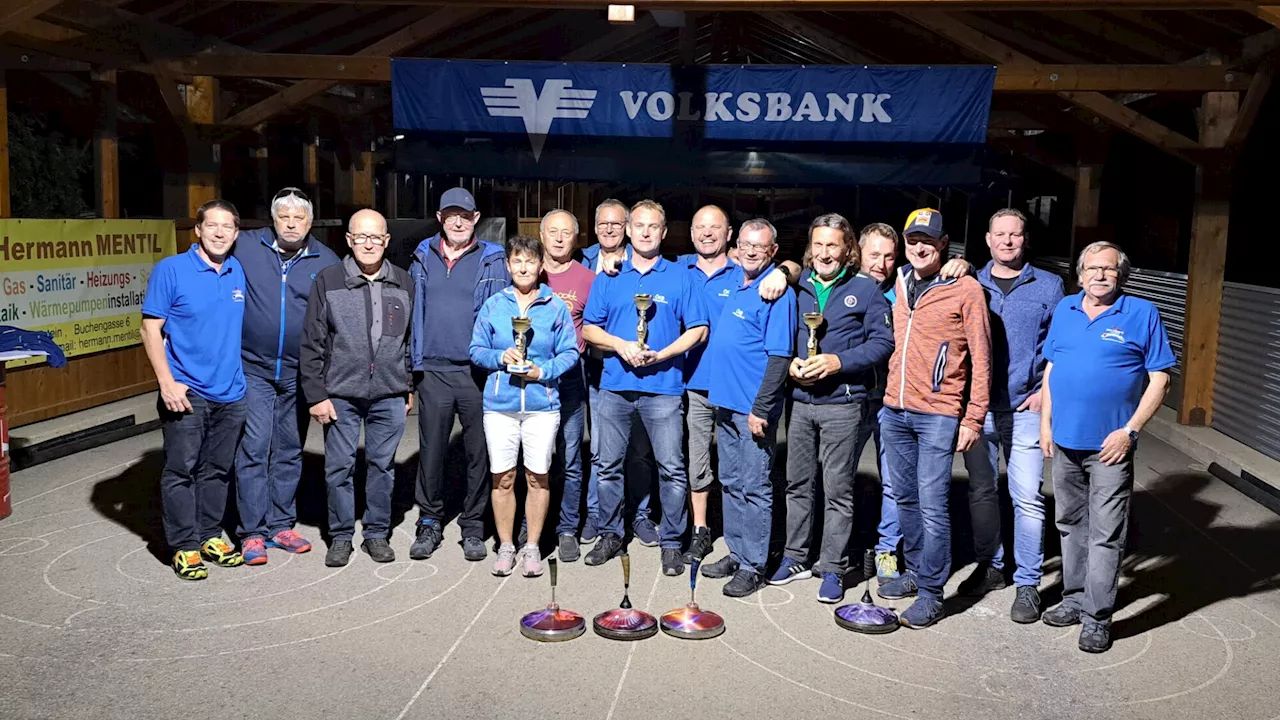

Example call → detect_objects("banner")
393 60 995 157
0 219 177 367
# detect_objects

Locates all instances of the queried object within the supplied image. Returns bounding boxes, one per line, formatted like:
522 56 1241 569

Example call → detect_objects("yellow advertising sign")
0 219 177 367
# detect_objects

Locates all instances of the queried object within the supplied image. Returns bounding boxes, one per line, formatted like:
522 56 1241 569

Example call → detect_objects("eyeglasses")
738 241 774 253
349 233 389 247
273 187 309 202
1082 265 1119 277
596 221 624 230
440 211 476 225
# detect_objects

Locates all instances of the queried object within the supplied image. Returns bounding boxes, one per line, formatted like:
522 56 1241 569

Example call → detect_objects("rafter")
1225 54 1274 147
563 13 659 61
0 0 67 36
758 12 880 64
1041 12 1187 63
1259 6 1280 30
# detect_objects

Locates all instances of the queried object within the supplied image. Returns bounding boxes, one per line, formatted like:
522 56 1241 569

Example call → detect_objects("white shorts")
483 411 561 475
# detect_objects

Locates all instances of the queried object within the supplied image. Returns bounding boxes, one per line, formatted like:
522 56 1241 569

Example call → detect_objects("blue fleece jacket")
232 228 340 381
577 243 630 274
790 270 895 405
470 285 580 413
409 234 510 372
977 262 1065 412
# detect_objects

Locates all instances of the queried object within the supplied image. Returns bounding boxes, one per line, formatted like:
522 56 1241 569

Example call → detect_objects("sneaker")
701 555 739 579
242 537 268 566
585 533 623 566
519 544 544 577
683 526 713 564
768 557 812 586
200 537 244 567
875 552 900 582
361 538 395 563
558 534 580 563
958 562 1008 597
517 518 529 547
1078 623 1112 653
580 515 600 545
462 536 488 562
409 519 443 560
1041 603 1082 627
633 516 659 547
817 573 844 604
723 569 766 598
325 539 354 567
1010 586 1042 624
493 543 517 576
899 597 945 629
661 548 685 576
877 572 918 600
266 529 312 554
172 550 208 581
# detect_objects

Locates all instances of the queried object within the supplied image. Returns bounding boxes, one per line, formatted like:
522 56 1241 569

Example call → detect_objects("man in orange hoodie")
876 208 991 629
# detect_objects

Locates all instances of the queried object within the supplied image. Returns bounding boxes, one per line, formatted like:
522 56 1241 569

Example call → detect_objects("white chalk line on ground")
12 459 142 506
605 562 663 720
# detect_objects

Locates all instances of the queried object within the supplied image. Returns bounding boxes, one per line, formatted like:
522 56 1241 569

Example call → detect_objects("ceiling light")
608 4 635 23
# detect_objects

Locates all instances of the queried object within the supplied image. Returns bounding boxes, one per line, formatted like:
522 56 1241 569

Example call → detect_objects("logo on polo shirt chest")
1101 326 1125 343
718 288 730 297
653 294 669 304
232 288 245 302
732 308 745 319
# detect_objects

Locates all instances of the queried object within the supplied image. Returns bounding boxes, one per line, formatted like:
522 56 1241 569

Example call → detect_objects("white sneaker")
493 543 517 577
519 543 543 578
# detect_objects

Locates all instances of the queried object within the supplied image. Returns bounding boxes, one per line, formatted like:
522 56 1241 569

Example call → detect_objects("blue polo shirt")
582 254 709 396
142 244 247 403
1044 292 1176 451
680 253 740 392
706 265 796 416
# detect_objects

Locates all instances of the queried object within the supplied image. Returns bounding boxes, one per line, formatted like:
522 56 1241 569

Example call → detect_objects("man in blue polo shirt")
582 199 709 576
1040 241 1175 654
140 199 248 581
700 219 796 598
232 187 339 565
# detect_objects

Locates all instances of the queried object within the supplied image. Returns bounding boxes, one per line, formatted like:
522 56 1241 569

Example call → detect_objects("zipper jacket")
469 284 580 413
408 233 510 371
790 270 894 405
883 266 992 433
976 262 1064 412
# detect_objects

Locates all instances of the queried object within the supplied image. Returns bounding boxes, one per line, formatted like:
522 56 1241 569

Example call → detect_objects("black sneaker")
1042 603 1082 627
361 538 395 563
325 539 354 567
558 534 580 563
701 555 739 579
462 536 487 562
683 526 713 564
958 562 1008 597
1010 586 1041 624
409 520 443 560
723 569 766 598
661 548 685 576
585 533 623 566
1078 623 1112 653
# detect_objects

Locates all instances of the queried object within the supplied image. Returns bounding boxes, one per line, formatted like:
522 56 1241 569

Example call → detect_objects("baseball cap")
903 208 944 239
439 187 477 212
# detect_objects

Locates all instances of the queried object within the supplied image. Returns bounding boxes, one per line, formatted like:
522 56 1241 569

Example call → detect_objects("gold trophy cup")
803 312 823 358
509 316 533 373
633 294 653 351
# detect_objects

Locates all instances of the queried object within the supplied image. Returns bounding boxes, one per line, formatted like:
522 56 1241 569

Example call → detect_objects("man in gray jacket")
300 209 414 567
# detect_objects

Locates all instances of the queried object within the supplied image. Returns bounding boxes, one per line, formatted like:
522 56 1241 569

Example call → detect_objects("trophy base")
506 363 532 374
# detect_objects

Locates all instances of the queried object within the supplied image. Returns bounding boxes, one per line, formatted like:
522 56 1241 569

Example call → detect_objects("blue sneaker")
899 596 945 629
877 571 918 600
633 516 659 547
580 515 599 545
817 573 844 603
768 557 812 586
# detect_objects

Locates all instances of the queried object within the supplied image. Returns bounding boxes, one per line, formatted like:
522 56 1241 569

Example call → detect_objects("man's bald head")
691 204 732 260
349 208 388 236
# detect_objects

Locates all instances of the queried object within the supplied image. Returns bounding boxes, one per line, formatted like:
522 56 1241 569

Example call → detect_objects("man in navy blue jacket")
232 187 339 565
774 214 894 604
408 187 510 562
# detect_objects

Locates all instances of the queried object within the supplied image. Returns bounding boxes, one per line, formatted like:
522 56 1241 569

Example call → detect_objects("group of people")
141 185 1174 655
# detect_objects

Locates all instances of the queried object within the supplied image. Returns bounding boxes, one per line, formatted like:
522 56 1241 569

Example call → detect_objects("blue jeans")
593 390 685 548
853 398 900 555
879 407 959 601
160 394 247 552
588 382 654 524
234 373 307 540
556 363 591 535
963 410 1046 587
716 408 777 575
323 396 407 541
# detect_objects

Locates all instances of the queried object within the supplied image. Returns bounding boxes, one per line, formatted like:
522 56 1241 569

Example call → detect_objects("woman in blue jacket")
470 235 580 578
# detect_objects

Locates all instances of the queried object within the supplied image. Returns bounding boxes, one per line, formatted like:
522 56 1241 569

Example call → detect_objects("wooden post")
383 170 398 219
252 125 270 219
303 134 320 218
352 144 374 210
1179 88 1239 426
92 69 119 218
0 70 9 218
185 76 220 220
1069 165 1101 264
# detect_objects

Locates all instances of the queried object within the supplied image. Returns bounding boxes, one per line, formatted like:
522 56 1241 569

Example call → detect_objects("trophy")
803 312 823 358
633 294 652 351
508 316 532 373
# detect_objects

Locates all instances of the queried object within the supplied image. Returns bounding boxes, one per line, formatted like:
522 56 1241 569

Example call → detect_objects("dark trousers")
1052 445 1135 626
415 369 489 538
784 400 863 575
556 362 589 535
325 396 407 541
234 373 307 540
160 394 247 552
716 408 777 576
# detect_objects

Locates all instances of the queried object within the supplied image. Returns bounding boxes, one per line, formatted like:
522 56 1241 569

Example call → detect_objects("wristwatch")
1123 425 1139 443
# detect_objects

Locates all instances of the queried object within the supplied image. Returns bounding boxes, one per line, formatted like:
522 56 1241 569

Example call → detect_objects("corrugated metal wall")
1211 282 1280 462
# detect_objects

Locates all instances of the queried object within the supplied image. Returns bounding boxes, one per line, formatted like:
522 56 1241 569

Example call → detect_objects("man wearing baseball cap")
877 207 992 629
408 187 510 562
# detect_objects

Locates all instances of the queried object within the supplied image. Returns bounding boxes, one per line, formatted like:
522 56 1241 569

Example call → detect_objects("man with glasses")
1039 241 1174 653
409 187 510 561
232 187 339 565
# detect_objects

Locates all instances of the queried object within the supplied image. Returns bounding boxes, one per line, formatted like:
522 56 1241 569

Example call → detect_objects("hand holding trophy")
803 312 823 358
508 316 533 374
633 294 652 351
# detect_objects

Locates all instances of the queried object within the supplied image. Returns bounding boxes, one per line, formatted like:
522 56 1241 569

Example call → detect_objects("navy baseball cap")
903 208 944 239
439 187 477 212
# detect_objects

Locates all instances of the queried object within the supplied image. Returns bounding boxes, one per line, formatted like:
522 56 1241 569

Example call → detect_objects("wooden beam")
0 71 9 218
994 64 1248 91
221 6 483 128
0 0 68 36
1069 162 1102 263
1041 11 1186 63
186 76 220 220
1225 55 1275 148
353 146 374 209
175 53 390 82
93 69 119 218
759 12 879 63
303 133 320 217
0 47 90 72
1258 6 1280 30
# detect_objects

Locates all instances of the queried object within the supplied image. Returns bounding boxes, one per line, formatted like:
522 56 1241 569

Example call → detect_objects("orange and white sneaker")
267 529 313 554
200 537 244 567
173 550 208 581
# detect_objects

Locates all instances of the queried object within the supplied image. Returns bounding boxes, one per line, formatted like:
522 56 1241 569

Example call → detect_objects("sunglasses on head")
273 187 310 202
